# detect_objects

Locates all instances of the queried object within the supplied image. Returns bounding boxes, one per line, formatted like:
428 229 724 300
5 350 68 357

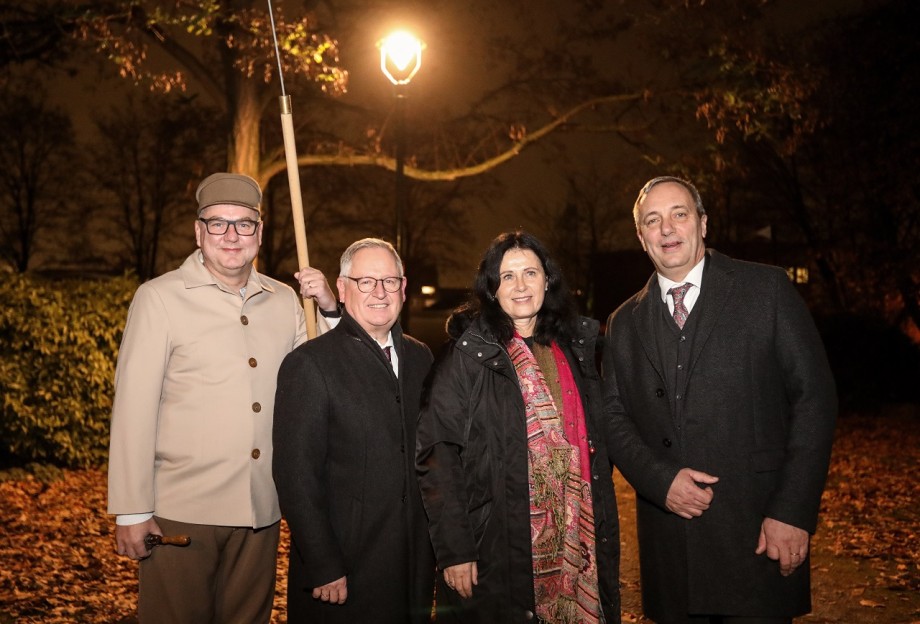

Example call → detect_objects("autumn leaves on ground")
1 407 917 624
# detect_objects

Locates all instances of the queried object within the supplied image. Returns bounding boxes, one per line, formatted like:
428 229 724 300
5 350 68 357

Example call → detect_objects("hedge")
0 273 138 468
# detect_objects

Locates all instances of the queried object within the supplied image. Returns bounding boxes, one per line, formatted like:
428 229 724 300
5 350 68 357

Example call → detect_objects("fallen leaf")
859 599 885 608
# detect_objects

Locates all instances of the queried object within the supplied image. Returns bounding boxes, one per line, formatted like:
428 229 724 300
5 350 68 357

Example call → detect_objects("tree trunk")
226 76 262 178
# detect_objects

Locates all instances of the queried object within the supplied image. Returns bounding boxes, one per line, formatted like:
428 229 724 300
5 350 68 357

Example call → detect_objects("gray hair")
339 238 404 277
633 176 705 227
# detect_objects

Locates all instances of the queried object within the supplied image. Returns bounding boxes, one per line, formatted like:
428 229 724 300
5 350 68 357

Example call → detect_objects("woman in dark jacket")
416 231 620 623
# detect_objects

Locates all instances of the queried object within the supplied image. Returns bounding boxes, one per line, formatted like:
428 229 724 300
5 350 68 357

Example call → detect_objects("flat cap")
196 173 262 214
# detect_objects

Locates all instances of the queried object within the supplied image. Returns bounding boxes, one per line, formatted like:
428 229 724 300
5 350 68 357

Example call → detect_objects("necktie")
382 346 392 362
668 283 692 329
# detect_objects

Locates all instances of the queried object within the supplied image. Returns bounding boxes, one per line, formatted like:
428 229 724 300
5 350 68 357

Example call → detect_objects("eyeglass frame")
197 217 262 236
343 275 405 293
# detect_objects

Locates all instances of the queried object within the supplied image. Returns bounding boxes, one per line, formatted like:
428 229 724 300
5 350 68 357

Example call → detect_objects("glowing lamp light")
420 285 436 296
379 31 423 85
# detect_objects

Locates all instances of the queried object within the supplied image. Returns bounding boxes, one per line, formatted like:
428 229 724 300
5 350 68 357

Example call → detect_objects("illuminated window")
786 267 809 284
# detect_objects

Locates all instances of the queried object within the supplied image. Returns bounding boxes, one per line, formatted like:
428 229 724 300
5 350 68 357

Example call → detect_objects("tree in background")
808 0 919 338
3 0 913 342
1 1 648 180
690 0 919 338
0 82 76 272
525 164 641 316
89 92 223 280
258 162 484 285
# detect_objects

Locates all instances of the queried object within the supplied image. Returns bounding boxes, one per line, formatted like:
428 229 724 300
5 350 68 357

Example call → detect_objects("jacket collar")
631 249 736 380
456 315 600 381
179 250 275 298
687 250 735 374
337 311 405 367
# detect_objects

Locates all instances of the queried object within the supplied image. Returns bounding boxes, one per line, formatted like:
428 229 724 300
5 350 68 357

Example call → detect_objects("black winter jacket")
416 313 621 623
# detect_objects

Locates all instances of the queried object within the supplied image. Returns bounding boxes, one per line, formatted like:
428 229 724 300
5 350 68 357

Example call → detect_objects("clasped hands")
665 467 808 576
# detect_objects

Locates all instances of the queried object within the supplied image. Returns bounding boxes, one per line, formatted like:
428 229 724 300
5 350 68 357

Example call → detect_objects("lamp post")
378 30 422 270
379 31 423 329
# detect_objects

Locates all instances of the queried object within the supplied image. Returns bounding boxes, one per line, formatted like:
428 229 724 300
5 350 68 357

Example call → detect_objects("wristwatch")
318 302 343 318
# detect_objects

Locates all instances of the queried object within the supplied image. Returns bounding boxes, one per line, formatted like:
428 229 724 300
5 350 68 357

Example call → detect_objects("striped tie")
668 283 692 329
382 346 392 362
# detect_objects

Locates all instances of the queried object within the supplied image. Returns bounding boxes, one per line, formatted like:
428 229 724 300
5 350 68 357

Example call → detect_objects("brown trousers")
138 517 280 624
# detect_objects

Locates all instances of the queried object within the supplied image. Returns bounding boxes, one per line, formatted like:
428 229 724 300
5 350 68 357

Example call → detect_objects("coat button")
578 338 584 344
662 438 672 448
252 402 261 413
251 449 261 459
525 611 534 620
240 315 249 325
655 388 665 398
477 352 483 357
680 335 687 342
462 341 468 346
248 357 257 368
676 394 682 400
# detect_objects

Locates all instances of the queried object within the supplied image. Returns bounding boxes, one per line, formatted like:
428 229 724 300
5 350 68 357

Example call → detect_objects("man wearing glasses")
108 173 339 623
273 238 436 623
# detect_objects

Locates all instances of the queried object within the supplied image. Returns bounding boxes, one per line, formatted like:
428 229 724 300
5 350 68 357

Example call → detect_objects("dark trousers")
138 516 280 624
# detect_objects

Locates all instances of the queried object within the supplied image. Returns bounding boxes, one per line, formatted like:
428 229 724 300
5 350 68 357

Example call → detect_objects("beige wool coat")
108 251 310 528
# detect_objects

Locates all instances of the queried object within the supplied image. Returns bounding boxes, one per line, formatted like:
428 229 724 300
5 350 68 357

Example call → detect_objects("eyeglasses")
344 276 404 293
198 218 261 236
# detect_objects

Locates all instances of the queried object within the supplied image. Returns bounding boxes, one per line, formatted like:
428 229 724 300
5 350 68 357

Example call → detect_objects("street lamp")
378 30 423 272
379 31 423 330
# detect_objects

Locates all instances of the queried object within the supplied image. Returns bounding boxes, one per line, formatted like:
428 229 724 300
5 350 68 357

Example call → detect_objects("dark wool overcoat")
273 313 435 623
416 313 621 624
603 250 837 622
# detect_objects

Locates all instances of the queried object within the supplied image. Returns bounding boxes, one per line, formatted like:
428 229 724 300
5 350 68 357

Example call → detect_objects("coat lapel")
687 250 735 378
340 313 399 381
632 274 666 383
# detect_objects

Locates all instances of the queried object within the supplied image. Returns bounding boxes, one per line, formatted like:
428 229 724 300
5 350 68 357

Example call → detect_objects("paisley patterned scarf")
507 334 603 624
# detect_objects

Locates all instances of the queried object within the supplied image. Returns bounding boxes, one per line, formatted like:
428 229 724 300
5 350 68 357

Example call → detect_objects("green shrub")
0 274 138 468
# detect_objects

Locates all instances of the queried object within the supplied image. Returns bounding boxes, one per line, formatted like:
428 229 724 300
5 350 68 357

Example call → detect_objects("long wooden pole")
267 1 317 339
279 95 317 339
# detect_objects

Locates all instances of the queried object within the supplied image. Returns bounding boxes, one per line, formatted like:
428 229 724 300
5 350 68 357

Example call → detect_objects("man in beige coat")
107 172 338 623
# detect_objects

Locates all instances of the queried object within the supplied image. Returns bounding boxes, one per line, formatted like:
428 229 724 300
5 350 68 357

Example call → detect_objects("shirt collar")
657 255 706 303
181 250 274 296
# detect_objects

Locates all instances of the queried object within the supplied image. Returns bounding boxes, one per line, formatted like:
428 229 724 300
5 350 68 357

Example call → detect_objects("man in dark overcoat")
273 238 435 623
603 177 837 624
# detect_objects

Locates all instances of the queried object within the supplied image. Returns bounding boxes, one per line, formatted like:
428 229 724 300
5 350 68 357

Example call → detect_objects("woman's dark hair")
462 230 579 345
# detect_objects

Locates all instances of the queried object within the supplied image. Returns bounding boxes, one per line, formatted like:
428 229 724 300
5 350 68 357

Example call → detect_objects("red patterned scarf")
507 334 603 624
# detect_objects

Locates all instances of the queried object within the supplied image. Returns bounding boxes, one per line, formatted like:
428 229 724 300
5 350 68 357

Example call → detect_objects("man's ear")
194 219 204 248
636 228 647 252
